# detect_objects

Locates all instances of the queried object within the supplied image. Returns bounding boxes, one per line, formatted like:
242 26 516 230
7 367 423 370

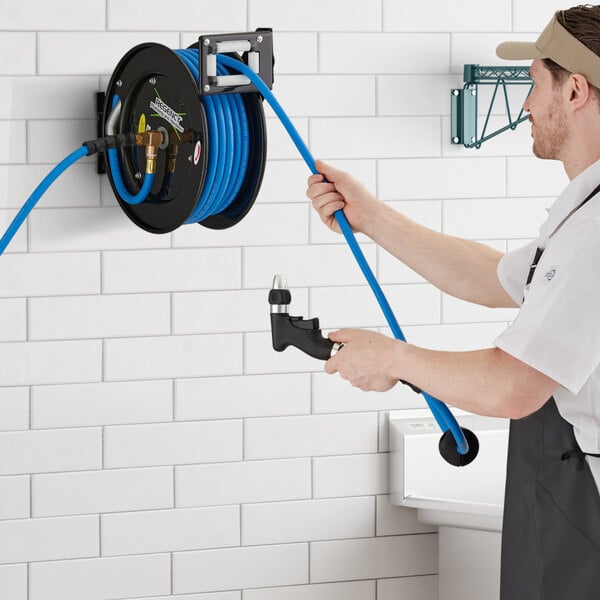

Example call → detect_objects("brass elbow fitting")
166 145 178 173
135 130 164 175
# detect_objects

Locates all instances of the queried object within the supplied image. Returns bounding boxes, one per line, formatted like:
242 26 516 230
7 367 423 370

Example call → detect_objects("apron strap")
523 180 600 301
526 246 545 287
562 449 600 460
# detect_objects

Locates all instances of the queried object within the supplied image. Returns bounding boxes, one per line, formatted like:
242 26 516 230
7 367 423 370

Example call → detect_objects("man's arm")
361 202 517 308
307 160 518 309
326 328 559 419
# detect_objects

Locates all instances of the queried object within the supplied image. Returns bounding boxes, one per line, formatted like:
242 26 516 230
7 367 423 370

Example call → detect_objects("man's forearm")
392 343 558 419
362 203 518 308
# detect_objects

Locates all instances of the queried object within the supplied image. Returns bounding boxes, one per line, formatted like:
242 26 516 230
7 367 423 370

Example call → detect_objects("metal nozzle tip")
272 274 288 290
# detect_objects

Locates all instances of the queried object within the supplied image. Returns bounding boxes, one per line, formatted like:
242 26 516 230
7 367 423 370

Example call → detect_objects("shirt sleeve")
496 239 539 307
494 221 600 394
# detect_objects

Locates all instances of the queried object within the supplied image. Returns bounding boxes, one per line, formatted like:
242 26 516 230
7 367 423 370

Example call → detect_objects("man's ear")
567 73 592 109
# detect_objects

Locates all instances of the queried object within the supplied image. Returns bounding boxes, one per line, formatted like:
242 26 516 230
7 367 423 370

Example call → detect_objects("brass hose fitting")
135 130 164 175
166 145 178 173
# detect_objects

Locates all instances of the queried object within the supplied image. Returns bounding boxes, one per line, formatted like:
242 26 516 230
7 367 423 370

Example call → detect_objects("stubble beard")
531 101 568 161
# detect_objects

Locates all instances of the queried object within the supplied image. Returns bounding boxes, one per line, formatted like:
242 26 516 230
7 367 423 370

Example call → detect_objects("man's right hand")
306 159 380 235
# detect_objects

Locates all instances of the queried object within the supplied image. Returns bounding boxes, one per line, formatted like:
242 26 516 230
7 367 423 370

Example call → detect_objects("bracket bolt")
203 38 210 46
134 172 143 180
471 89 476 96
116 80 123 87
148 77 156 85
452 137 460 144
257 35 263 43
452 89 459 96
203 84 211 92
470 137 476 144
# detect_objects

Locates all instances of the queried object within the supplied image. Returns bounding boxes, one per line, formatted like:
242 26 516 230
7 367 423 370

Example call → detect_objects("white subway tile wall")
0 0 565 598
0 564 28 600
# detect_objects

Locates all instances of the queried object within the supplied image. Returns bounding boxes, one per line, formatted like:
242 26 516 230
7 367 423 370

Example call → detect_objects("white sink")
389 409 510 600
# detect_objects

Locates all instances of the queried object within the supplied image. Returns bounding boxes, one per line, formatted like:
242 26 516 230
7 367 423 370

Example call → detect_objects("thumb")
314 159 346 183
327 328 356 344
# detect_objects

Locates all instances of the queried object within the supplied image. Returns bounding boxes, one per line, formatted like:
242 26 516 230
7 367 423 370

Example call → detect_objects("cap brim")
496 41 545 61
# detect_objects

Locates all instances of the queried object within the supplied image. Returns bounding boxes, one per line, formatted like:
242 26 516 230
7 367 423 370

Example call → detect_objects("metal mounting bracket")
199 28 274 96
451 64 533 149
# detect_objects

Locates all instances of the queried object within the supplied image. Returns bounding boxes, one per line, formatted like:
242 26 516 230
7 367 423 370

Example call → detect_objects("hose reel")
101 29 273 233
0 28 477 465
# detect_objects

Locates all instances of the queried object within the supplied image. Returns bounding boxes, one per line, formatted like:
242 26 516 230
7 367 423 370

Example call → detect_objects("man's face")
523 59 569 160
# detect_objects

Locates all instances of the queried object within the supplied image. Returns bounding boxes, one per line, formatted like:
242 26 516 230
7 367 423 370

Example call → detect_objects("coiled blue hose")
108 52 250 221
175 50 250 223
216 53 469 455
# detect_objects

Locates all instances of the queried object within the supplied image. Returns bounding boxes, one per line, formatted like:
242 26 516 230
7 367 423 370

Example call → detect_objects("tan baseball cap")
496 11 600 89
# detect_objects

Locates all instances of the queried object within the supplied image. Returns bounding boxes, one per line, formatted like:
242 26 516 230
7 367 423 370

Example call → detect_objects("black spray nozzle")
269 274 338 361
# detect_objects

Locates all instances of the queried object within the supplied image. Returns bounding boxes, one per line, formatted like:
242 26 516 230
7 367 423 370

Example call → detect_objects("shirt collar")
539 158 600 244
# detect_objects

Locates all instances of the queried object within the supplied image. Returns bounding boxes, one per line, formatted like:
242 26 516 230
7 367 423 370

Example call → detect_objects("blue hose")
107 148 155 205
106 94 155 206
0 49 468 455
0 146 89 256
174 49 250 223
217 53 469 455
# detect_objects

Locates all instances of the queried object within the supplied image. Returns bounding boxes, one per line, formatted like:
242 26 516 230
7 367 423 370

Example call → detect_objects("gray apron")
500 184 600 599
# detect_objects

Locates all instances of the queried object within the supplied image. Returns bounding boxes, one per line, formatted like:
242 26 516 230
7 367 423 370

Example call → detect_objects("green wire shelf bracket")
451 64 533 149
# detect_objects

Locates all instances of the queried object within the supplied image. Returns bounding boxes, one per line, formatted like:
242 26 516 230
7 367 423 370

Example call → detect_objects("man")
307 6 600 599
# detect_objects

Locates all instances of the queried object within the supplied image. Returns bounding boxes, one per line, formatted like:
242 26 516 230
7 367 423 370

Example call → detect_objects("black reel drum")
101 34 270 234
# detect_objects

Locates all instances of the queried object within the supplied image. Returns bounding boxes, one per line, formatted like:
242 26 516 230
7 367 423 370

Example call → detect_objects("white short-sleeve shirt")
494 159 600 489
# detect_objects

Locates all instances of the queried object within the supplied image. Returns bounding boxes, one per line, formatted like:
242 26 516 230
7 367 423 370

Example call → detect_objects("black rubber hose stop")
438 427 479 466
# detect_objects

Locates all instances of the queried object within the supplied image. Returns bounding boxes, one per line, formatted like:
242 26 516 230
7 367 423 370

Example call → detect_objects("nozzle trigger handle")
269 275 337 361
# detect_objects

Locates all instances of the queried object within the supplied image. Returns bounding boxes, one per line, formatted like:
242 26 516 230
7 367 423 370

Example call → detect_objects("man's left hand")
325 328 400 392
